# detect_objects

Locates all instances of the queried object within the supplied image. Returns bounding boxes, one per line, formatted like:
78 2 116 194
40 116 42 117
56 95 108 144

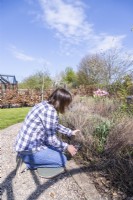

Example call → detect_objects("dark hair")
48 88 72 113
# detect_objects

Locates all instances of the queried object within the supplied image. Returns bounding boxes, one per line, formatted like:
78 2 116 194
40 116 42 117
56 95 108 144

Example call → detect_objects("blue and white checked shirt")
15 101 72 152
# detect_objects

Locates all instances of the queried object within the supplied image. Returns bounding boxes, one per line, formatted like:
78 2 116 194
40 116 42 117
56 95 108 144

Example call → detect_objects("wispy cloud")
38 0 93 44
35 0 126 54
9 45 51 65
89 35 126 53
10 45 35 61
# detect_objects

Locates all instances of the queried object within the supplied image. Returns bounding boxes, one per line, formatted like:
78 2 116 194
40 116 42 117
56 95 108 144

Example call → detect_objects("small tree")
18 71 52 90
77 49 133 87
102 49 133 84
61 67 78 88
77 54 108 86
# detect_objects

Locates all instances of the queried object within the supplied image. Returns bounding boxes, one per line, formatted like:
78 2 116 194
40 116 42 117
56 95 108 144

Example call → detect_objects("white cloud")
28 0 125 55
89 35 126 54
14 52 35 61
9 45 51 66
38 0 93 44
10 45 35 61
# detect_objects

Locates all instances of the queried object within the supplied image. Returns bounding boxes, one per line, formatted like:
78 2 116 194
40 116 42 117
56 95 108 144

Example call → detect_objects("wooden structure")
0 74 18 96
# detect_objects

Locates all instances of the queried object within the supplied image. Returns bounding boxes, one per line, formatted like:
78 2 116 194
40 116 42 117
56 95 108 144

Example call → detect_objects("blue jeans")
19 146 67 169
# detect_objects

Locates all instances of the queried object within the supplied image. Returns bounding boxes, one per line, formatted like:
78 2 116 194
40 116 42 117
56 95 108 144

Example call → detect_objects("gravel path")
1 123 87 200
1 123 105 200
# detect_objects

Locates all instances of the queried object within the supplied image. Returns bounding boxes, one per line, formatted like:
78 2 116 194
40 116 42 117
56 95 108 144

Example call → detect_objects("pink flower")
93 89 109 97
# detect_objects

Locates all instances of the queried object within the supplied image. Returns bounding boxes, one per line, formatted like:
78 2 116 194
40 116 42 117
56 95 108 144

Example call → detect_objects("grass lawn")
0 107 31 130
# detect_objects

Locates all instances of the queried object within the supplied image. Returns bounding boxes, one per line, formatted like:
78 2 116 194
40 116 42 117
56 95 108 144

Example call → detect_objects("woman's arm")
57 124 72 136
57 124 80 137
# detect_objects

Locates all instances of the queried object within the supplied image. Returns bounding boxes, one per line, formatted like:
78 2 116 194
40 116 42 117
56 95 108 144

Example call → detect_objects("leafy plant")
94 121 111 153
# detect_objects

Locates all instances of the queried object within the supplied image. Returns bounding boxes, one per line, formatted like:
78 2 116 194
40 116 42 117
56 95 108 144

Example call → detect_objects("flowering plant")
93 89 109 97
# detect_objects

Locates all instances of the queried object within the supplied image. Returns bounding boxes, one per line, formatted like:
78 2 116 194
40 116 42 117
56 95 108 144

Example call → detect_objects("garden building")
0 74 18 96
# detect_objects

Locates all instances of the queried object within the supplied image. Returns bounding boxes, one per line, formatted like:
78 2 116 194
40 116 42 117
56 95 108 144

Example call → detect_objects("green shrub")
94 121 111 153
120 103 133 116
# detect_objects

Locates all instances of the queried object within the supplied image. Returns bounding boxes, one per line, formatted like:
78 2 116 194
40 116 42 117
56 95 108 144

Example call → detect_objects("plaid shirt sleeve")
57 124 72 136
42 107 69 151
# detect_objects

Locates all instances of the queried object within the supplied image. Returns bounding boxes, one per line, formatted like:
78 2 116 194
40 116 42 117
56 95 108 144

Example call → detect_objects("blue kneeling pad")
37 167 65 178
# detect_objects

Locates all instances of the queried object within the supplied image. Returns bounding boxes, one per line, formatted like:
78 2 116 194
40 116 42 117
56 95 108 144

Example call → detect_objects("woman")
15 88 79 170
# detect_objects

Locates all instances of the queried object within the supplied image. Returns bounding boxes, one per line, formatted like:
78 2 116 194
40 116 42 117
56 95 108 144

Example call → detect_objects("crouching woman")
15 88 79 169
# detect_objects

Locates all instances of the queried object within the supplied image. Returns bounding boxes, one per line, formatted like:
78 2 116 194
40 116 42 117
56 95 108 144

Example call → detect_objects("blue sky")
1 0 133 82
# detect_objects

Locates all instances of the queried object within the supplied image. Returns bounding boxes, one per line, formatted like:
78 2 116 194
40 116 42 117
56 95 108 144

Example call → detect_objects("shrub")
61 95 133 197
94 121 111 153
105 117 133 156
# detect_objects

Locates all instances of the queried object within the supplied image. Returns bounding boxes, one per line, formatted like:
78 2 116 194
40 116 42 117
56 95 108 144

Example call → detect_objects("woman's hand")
72 129 80 136
67 145 77 156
